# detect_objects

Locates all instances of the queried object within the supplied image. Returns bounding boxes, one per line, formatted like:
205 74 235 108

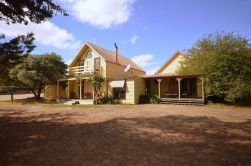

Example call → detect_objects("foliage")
94 96 115 105
0 0 67 85
9 53 67 99
0 0 67 25
139 94 160 104
178 32 251 104
90 74 104 100
0 33 35 84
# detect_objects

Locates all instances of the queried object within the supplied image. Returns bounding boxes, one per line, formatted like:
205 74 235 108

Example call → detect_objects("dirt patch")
0 103 251 165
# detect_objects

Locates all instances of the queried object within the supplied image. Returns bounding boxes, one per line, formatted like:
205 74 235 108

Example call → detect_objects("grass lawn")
0 102 251 165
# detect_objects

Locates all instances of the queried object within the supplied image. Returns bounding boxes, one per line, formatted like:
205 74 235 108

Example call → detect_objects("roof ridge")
155 50 187 74
87 42 129 58
87 42 144 71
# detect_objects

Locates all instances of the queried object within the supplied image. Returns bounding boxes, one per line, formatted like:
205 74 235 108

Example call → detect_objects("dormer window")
87 51 92 58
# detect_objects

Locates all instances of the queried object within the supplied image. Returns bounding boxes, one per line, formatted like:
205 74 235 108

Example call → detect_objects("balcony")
68 65 102 76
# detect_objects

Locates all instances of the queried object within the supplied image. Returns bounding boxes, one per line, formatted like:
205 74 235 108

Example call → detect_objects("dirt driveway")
0 103 251 165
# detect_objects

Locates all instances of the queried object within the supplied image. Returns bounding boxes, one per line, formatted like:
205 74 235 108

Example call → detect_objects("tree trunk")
31 89 41 100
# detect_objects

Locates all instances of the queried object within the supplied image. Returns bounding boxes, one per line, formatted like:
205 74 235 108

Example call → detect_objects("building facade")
44 43 204 104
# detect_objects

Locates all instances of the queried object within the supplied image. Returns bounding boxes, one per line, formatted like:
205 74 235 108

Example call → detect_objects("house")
45 42 146 104
139 51 204 104
44 42 204 104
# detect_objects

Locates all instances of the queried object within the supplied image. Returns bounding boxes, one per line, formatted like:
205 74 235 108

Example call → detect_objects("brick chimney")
114 43 118 63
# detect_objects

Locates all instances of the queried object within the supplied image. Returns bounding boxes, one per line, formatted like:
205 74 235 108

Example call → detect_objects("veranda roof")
139 73 201 79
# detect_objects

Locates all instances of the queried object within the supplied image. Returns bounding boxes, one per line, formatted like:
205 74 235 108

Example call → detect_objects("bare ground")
0 102 251 165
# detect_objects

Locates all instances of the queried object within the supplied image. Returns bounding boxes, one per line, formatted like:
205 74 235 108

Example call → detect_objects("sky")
1 0 251 74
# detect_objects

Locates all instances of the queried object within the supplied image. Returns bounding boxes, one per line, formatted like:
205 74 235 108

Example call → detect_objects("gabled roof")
155 50 187 74
70 42 145 72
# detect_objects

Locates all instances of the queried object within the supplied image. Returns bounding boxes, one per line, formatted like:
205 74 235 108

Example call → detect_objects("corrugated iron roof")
87 42 145 72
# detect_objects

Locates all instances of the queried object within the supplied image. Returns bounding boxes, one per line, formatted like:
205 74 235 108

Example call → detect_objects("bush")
95 96 114 104
139 94 160 104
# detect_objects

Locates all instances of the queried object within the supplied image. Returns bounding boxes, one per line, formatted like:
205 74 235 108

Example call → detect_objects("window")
86 51 92 58
94 57 101 70
113 87 126 100
110 80 126 100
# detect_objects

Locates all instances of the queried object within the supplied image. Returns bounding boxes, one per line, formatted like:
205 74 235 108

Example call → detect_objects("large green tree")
0 0 67 24
0 33 35 84
0 0 67 85
9 53 67 99
178 32 251 103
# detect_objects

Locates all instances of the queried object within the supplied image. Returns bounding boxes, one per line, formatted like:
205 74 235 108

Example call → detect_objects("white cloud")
61 0 135 29
130 35 139 44
0 21 81 49
131 54 156 68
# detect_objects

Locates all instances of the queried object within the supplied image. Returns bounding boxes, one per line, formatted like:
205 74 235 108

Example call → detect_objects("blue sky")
1 0 251 73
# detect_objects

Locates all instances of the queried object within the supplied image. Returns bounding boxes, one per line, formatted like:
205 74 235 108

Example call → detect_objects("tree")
91 74 104 101
9 53 67 99
0 33 35 84
0 0 67 25
178 32 251 104
0 0 67 85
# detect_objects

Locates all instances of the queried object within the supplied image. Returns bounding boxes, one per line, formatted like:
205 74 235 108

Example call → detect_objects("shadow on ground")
0 114 251 165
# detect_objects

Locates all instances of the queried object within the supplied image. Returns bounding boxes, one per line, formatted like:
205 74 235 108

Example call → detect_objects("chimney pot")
114 43 118 63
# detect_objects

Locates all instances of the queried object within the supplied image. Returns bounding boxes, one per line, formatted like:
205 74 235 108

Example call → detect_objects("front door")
181 78 197 98
167 78 178 98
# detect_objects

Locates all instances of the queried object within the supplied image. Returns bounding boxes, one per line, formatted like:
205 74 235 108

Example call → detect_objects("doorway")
181 78 197 98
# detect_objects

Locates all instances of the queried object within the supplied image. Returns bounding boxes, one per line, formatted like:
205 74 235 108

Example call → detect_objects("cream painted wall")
122 79 135 104
134 77 146 104
70 48 106 78
160 54 186 74
44 85 57 100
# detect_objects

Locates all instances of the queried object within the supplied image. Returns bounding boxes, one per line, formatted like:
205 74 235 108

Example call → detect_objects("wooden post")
106 79 108 96
93 86 95 101
79 78 82 100
57 80 59 100
10 88 13 104
156 79 162 98
67 80 70 100
176 77 183 100
199 77 204 100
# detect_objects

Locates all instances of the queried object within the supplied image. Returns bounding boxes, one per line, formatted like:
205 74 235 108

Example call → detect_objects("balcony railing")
68 65 102 76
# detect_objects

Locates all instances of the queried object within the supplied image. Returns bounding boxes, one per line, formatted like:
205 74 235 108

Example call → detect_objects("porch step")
63 99 94 105
63 100 80 105
160 98 205 105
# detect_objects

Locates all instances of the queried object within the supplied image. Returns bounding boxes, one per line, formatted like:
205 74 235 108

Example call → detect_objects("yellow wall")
159 54 186 74
107 77 145 104
44 84 68 100
134 77 146 104
122 79 135 104
44 85 57 100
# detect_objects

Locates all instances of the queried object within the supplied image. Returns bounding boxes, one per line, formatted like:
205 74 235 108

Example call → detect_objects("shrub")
95 96 114 104
139 94 160 104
